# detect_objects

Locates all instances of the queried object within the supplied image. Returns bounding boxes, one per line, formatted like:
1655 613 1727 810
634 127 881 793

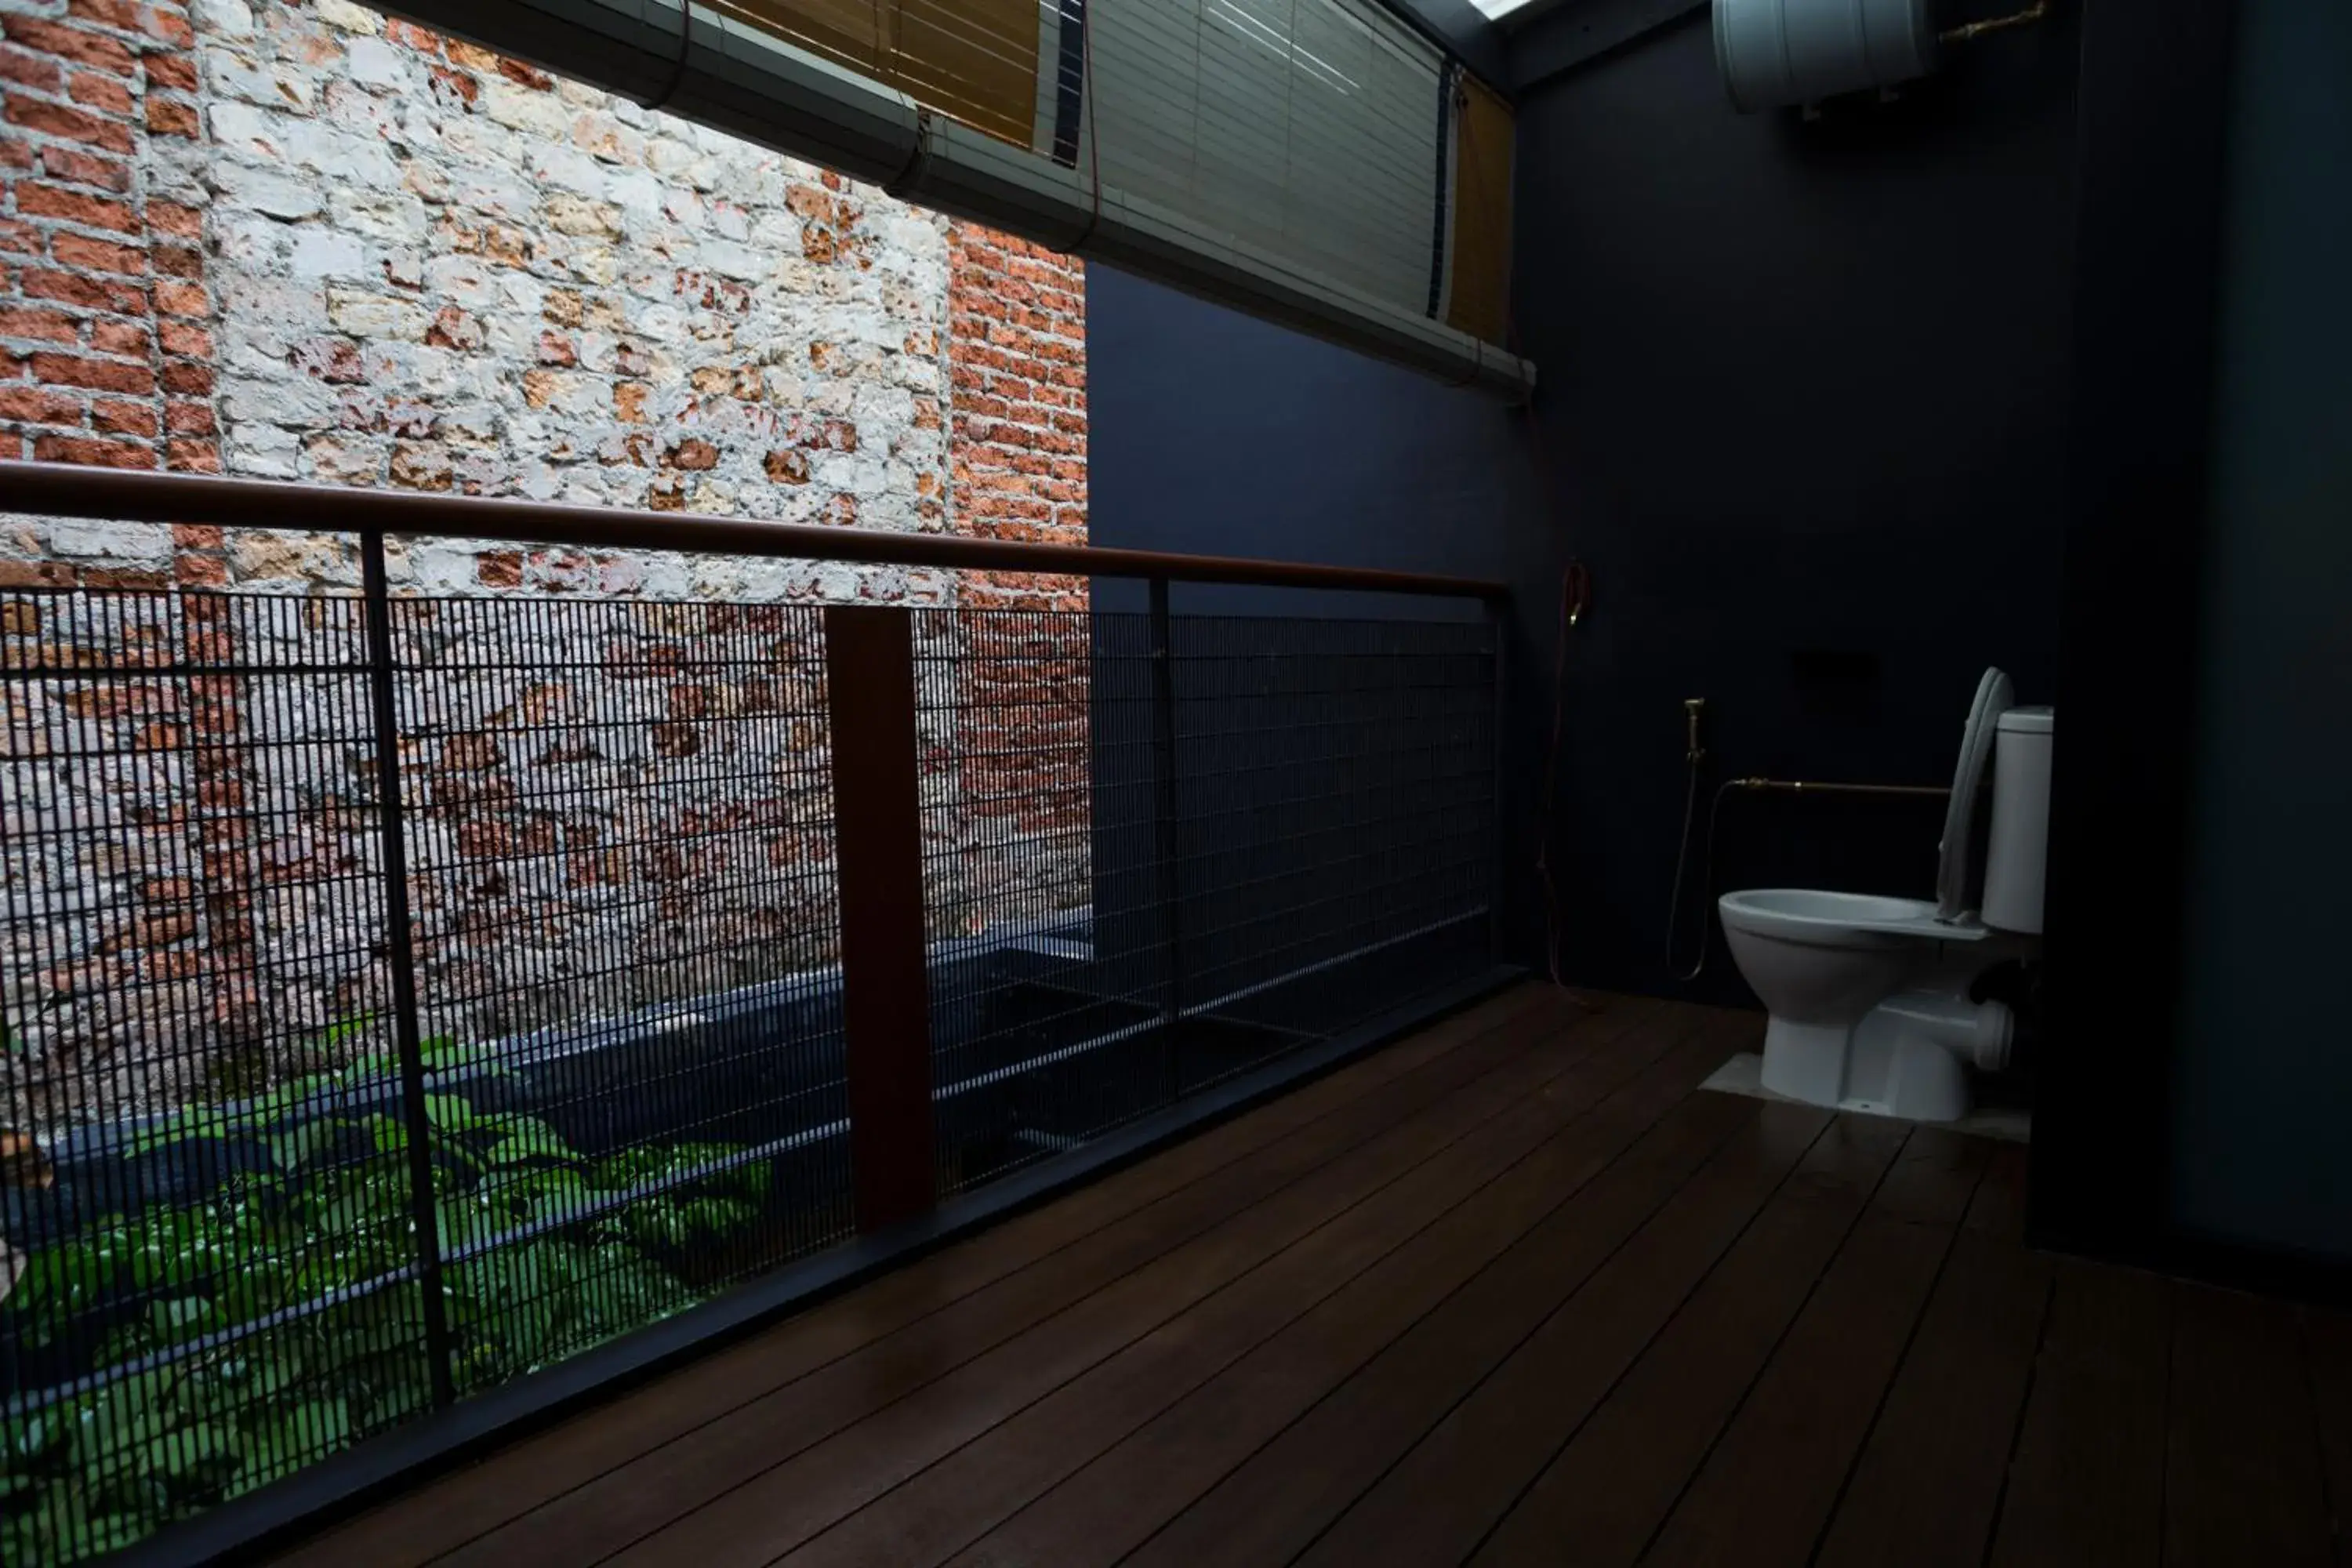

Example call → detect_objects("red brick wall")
0 0 217 497
940 223 1090 915
946 221 1087 612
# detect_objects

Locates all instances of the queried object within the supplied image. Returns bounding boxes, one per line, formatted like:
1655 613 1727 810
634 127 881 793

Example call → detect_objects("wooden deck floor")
270 983 2352 1568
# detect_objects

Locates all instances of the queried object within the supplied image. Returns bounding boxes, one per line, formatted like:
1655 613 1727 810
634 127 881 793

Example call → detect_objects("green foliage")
0 1033 770 1568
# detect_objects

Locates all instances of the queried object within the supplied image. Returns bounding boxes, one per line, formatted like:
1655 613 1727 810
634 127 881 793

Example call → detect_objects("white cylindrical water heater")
1982 706 2053 935
1715 0 1942 113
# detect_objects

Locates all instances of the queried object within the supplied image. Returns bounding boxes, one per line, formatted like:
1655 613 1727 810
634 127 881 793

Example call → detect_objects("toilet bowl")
1717 670 2050 1123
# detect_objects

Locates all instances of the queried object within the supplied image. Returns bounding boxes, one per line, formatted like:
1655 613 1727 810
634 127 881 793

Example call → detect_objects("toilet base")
1759 989 2012 1123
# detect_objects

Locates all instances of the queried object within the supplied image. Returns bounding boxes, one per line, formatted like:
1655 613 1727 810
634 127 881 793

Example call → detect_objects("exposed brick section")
944 222 1089 858
0 0 216 474
946 223 1087 612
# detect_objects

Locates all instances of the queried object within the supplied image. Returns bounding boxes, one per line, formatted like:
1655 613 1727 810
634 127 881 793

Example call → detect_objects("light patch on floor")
1700 1053 2033 1143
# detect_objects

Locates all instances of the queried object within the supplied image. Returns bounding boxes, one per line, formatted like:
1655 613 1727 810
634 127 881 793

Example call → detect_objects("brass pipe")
1731 777 1950 799
1941 1 2049 47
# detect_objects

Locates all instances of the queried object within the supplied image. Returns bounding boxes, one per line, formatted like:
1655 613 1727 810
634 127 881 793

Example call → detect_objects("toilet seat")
1718 888 1992 948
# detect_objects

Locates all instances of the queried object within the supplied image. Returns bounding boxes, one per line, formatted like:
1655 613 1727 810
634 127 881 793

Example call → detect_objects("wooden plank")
1126 1098 1853 1568
2303 1306 2352 1566
786 1018 1751 1566
274 982 1587 1568
948 1031 1773 1568
1378 1114 1911 1568
824 604 935 1231
1812 1141 2055 1568
432 990 1668 1568
1629 1128 1990 1568
593 1002 1710 1567
2161 1282 2332 1567
1984 1258 2171 1568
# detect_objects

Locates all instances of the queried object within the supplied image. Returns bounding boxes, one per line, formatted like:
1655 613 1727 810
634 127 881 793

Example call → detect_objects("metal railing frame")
0 458 1512 1566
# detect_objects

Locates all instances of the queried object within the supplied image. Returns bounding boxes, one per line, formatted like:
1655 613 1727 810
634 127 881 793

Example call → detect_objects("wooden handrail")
0 461 1507 601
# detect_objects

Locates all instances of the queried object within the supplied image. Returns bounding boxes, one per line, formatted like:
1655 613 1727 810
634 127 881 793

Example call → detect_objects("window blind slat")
370 0 1530 393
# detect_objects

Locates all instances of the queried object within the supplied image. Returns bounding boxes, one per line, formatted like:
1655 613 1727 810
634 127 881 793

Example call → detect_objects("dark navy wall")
1087 7 2082 1004
2169 0 2352 1259
1083 261 1547 964
1084 262 1541 607
1486 7 2079 1001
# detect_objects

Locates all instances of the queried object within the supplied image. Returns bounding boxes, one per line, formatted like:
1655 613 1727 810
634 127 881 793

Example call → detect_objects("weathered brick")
146 200 200 239
0 558 78 586
145 50 196 92
2 16 138 74
68 69 132 114
159 359 209 395
0 45 64 93
30 350 151 393
36 144 132 194
49 227 141 271
14 180 138 232
144 95 198 136
65 0 192 48
164 435 216 470
175 550 227 584
0 384 85 424
24 267 146 314
154 279 206 317
87 318 148 356
156 318 206 357
33 430 152 466
89 395 153 434
0 306 81 343
5 93 134 152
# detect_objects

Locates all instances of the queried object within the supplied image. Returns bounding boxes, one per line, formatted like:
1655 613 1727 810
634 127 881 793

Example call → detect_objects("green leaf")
146 1295 216 1343
267 1120 343 1173
485 1127 575 1167
421 1094 484 1132
321 1013 379 1047
419 1035 490 1071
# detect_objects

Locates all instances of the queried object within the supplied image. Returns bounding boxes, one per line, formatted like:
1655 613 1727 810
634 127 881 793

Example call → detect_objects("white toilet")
1717 669 2052 1123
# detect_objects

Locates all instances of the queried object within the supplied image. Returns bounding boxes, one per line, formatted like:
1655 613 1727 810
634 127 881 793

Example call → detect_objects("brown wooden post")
823 604 936 1231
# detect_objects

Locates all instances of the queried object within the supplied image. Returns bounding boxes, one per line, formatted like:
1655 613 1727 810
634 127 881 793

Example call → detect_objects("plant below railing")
0 1041 768 1565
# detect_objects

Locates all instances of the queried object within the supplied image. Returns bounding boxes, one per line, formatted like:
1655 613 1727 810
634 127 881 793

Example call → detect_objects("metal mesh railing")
0 571 1496 1566
918 607 1497 1196
0 583 858 1566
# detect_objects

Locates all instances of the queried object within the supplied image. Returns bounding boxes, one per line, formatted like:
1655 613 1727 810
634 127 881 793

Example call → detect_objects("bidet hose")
1664 778 1740 983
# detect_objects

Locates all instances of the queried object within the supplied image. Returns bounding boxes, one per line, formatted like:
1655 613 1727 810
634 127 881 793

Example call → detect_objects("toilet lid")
1936 667 2014 922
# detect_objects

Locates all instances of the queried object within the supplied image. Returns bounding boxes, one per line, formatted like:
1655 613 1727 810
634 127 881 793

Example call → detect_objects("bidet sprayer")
1683 699 1706 766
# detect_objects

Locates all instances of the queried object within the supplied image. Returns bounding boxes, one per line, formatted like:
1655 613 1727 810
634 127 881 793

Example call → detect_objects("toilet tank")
1983 707 2053 934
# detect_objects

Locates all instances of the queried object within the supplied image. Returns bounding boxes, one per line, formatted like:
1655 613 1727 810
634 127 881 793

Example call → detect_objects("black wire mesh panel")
385 595 852 1399
914 608 1166 1196
0 586 431 1566
0 585 856 1567
921 606 1497 1198
1167 614 1497 1059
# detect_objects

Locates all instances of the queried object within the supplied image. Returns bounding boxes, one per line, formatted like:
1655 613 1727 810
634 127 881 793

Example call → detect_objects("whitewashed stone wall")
0 0 1092 1127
